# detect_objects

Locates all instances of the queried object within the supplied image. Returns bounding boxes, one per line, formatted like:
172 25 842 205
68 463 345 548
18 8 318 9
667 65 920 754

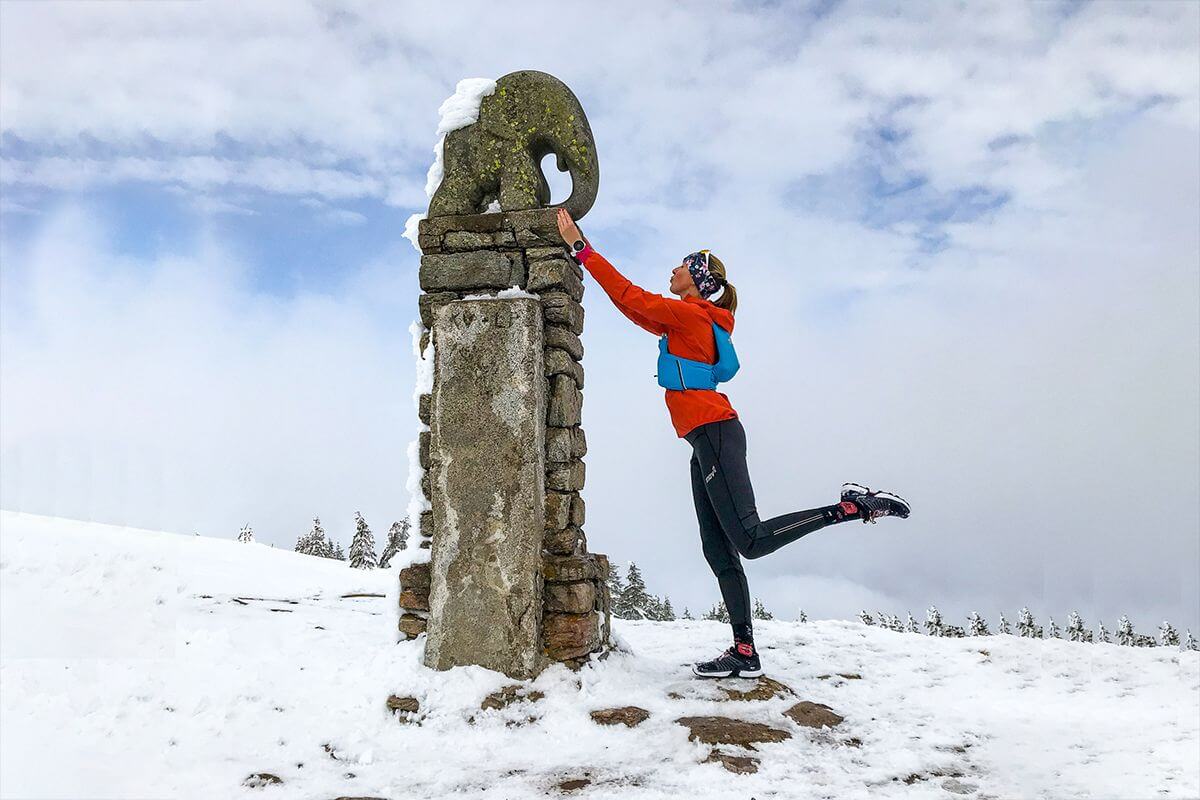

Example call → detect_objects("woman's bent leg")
690 452 752 626
687 419 850 560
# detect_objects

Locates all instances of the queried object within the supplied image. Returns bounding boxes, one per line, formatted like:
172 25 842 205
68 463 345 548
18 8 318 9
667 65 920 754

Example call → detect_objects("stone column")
399 209 611 677
422 298 546 679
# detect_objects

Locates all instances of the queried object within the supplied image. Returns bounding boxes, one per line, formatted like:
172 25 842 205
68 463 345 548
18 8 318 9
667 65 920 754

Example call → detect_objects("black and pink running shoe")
841 482 911 523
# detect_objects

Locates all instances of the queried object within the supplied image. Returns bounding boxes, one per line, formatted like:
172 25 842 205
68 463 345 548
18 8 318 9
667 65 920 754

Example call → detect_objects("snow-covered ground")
1 510 1197 800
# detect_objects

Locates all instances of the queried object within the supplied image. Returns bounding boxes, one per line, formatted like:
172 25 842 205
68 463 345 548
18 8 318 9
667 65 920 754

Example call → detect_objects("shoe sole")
842 483 911 517
691 665 764 679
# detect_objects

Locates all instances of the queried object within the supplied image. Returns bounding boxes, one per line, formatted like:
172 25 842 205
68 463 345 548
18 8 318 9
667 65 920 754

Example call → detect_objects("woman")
555 208 910 678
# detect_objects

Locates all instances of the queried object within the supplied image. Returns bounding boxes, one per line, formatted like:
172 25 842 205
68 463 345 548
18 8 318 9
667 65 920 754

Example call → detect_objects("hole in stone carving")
540 152 574 206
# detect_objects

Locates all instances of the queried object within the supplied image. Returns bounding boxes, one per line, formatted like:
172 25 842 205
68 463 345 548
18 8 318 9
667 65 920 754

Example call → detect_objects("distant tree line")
239 514 411 570
604 562 776 623
835 605 1198 651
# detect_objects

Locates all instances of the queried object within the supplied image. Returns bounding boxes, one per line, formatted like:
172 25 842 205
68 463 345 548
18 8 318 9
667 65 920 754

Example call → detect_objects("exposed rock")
398 589 429 612
543 611 598 659
481 684 545 711
589 706 650 727
675 716 791 750
545 427 579 464
569 494 586 526
557 777 591 792
530 259 585 302
543 526 582 556
542 554 599 582
443 231 494 251
546 460 585 491
717 676 796 702
544 490 574 530
541 291 585 333
418 392 431 425
386 695 420 714
783 701 844 729
545 325 583 361
419 251 521 291
816 672 862 680
398 614 427 638
418 291 457 327
398 562 431 590
704 749 760 774
546 581 596 614
424 299 546 679
544 347 584 388
243 773 283 788
547 374 583 427
418 430 430 470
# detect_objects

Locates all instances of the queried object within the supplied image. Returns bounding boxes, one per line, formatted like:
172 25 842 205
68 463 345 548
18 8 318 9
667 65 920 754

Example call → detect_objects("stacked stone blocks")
399 208 610 671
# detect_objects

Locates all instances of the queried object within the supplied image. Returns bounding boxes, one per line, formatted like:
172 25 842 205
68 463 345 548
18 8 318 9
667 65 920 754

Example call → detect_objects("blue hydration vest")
656 322 740 391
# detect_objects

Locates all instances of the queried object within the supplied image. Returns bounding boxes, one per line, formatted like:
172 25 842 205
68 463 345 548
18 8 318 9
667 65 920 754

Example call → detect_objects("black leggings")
686 417 844 627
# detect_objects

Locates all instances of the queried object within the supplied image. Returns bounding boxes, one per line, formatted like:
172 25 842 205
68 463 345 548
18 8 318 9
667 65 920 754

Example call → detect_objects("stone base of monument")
398 209 611 679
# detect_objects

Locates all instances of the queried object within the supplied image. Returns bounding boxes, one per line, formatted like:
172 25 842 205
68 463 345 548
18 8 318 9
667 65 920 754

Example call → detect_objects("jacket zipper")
676 360 686 390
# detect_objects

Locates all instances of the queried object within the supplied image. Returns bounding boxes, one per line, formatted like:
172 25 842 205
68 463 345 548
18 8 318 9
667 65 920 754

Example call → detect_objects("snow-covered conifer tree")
620 563 651 620
967 611 990 636
859 610 875 626
295 518 327 555
606 565 627 619
1117 615 1135 646
1095 620 1111 644
348 512 377 570
377 520 410 568
1046 616 1061 639
1184 629 1198 651
798 609 808 623
925 606 943 636
905 612 919 633
1158 620 1180 648
1066 611 1092 642
660 596 676 621
997 612 1012 635
752 599 774 620
1018 607 1039 638
681 607 694 620
238 524 254 544
703 601 730 623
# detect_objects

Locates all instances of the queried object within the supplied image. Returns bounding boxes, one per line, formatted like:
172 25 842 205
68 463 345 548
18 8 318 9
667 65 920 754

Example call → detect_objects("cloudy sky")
2 1 1197 633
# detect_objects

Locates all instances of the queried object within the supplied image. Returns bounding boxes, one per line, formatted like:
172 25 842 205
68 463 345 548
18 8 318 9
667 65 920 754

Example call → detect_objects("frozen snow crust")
2 511 1197 799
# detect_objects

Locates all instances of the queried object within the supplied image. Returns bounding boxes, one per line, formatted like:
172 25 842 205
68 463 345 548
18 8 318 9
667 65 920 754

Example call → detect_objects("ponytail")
705 253 738 316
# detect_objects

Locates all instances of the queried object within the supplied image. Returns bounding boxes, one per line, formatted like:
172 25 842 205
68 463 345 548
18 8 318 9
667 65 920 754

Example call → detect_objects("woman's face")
670 263 697 297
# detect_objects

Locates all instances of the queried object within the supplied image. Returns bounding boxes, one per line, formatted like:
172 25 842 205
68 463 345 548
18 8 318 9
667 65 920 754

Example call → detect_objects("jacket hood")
683 295 735 334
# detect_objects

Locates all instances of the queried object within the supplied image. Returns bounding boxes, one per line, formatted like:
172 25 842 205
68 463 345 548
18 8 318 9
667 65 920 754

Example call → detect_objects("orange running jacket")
574 244 739 438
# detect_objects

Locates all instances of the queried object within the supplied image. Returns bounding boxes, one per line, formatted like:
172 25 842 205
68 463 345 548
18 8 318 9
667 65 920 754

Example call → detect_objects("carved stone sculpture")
429 70 599 220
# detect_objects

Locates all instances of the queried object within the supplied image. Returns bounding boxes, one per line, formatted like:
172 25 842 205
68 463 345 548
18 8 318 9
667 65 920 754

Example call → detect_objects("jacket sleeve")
575 246 697 336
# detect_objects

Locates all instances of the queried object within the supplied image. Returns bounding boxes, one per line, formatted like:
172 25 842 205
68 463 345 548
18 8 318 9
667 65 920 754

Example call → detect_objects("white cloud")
0 204 415 548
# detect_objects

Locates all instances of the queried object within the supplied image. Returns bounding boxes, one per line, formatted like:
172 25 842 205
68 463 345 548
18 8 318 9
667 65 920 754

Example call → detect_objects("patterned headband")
684 250 723 299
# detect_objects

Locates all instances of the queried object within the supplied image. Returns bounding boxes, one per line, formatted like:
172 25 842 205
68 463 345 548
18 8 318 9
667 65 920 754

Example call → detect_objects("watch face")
573 240 584 251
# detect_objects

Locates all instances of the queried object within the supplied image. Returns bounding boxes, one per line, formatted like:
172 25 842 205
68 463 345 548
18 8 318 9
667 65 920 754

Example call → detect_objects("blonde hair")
704 253 738 315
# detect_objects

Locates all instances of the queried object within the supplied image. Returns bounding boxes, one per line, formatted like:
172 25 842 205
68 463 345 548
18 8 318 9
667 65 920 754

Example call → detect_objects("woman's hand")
556 207 583 246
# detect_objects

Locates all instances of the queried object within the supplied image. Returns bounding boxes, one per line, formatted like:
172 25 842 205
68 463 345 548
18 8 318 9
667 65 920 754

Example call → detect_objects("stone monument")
398 71 611 679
